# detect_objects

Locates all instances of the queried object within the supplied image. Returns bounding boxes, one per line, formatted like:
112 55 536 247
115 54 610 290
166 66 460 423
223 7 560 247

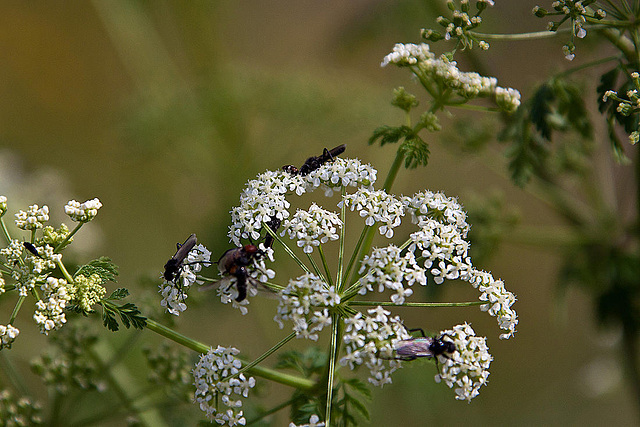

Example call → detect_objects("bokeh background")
0 1 635 425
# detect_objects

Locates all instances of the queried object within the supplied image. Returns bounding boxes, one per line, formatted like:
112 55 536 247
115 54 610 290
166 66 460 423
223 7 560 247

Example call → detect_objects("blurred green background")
0 1 635 425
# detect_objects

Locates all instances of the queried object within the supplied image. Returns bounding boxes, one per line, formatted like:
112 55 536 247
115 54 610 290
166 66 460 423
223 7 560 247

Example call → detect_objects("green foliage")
99 289 147 331
74 257 119 283
597 64 638 162
499 78 593 186
369 125 430 169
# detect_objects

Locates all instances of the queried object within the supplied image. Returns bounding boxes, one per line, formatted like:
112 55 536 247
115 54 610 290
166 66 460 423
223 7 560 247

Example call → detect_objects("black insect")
391 328 456 361
217 244 265 302
282 144 346 176
262 217 281 249
23 242 41 258
163 234 198 283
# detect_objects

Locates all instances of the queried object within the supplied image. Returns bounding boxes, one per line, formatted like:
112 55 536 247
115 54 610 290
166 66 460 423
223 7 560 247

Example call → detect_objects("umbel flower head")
164 152 517 410
0 196 111 347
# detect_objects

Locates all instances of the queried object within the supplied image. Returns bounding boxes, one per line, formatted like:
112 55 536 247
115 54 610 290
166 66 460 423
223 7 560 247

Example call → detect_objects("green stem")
347 301 484 308
469 28 569 40
54 222 83 253
0 218 11 244
325 314 340 426
56 259 75 283
263 220 312 275
336 187 347 291
341 224 368 290
556 55 620 78
144 319 314 391
306 253 327 284
8 295 26 325
233 332 296 378
246 397 297 425
317 245 333 288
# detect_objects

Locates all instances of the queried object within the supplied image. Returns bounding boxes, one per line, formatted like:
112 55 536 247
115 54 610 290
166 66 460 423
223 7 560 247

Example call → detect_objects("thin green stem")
469 28 570 40
341 225 368 289
347 301 484 308
144 319 314 391
263 220 312 275
325 314 340 426
8 295 26 325
54 223 83 253
306 253 327 284
317 245 333 288
0 218 11 244
246 397 297 425
336 187 347 291
56 259 75 283
234 332 296 378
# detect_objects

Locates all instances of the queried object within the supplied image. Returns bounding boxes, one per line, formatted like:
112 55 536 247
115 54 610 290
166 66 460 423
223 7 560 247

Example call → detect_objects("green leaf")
368 125 414 146
343 378 372 400
107 288 130 301
99 300 147 332
399 136 429 169
75 257 119 283
345 393 370 421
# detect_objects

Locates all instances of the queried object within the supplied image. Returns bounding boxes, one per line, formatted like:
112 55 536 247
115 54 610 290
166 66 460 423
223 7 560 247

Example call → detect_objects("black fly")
23 242 41 258
217 244 265 302
282 144 346 176
390 328 456 361
163 234 198 284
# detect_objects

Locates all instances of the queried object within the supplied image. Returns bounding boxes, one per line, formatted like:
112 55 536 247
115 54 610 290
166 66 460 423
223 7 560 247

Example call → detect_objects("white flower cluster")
289 415 325 427
0 195 7 216
27 244 60 275
435 323 492 402
0 324 19 350
358 245 426 304
409 219 472 284
274 273 339 341
64 198 102 222
0 389 43 425
495 87 522 113
33 277 74 335
228 158 377 248
380 43 433 66
468 269 518 339
159 243 211 316
283 203 341 254
193 346 255 426
342 188 404 238
382 43 520 112
340 307 411 387
1 240 39 297
15 204 49 230
229 170 305 245
306 157 377 196
404 190 470 236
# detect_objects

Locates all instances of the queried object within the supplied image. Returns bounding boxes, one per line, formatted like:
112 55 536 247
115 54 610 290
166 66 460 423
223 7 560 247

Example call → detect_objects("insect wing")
395 337 436 360
173 234 197 263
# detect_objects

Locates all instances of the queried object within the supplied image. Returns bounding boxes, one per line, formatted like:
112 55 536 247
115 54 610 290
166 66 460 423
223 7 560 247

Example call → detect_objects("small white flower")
15 204 49 230
434 323 492 402
283 203 341 254
274 273 338 340
193 346 254 425
0 324 20 350
342 188 404 238
64 198 102 222
305 158 377 196
339 307 409 387
0 195 7 216
358 245 425 304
